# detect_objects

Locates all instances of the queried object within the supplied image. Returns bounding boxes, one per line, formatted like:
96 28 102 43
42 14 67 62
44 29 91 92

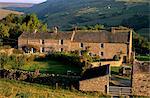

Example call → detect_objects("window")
88 52 92 56
80 43 83 48
79 50 83 56
61 48 63 52
101 52 104 56
42 47 45 52
100 43 104 48
59 48 63 52
42 40 44 44
59 40 63 45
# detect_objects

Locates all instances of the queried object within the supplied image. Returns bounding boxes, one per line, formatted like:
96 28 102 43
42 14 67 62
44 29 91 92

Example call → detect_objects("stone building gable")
132 61 150 96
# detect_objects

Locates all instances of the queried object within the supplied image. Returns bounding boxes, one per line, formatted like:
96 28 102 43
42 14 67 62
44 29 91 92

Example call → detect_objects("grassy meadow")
20 60 81 74
0 9 23 20
0 78 108 98
135 55 150 61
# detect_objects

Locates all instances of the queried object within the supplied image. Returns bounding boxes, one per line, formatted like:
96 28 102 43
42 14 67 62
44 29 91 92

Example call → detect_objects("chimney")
74 26 78 31
53 26 58 34
111 27 116 34
71 30 76 41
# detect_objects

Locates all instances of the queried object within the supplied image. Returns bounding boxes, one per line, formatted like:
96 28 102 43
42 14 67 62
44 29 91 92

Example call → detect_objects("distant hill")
0 2 33 8
116 0 150 3
2 0 150 39
0 2 34 12
0 9 23 20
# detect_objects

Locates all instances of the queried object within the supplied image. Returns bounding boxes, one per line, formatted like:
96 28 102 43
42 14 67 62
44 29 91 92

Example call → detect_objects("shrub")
45 52 83 67
0 53 9 69
13 49 24 54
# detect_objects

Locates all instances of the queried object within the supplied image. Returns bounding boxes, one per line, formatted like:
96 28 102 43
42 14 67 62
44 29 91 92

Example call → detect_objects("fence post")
56 83 58 89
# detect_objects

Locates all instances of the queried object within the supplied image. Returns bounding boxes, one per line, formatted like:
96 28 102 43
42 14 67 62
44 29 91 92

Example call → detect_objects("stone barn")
79 64 110 94
132 61 150 96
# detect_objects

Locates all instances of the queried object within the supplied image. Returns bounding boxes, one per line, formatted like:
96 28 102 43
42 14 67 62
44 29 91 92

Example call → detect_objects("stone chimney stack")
111 27 116 34
53 26 58 34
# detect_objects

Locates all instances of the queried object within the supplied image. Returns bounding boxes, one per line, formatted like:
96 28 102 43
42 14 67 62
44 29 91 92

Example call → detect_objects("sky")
0 0 47 3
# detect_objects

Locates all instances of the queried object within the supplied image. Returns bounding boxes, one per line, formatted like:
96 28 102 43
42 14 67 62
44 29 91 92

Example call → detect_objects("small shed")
79 64 110 94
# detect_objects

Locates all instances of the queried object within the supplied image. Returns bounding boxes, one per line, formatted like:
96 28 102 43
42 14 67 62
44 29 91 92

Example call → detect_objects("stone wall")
132 61 150 96
18 38 71 52
70 42 128 60
79 75 109 93
91 57 123 67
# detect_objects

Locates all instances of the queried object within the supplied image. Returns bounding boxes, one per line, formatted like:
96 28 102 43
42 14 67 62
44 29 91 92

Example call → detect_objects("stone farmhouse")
18 26 132 62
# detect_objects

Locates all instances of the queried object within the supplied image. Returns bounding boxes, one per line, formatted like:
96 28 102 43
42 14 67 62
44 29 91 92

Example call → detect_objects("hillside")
116 0 150 3
23 0 149 39
0 9 23 20
0 2 34 12
0 2 33 8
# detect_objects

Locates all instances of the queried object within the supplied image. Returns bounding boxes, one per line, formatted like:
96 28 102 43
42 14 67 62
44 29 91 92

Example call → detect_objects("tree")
0 53 9 69
94 24 104 30
133 32 150 55
0 23 10 37
0 13 48 47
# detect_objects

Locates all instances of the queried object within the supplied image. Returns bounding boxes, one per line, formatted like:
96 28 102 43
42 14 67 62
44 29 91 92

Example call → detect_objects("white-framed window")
42 47 45 52
101 52 104 56
99 52 104 56
80 43 84 48
100 43 104 48
40 39 45 44
59 39 63 45
42 40 44 44
59 48 63 52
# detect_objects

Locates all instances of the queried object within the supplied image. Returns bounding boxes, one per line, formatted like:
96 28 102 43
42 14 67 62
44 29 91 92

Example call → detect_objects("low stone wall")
91 58 123 67
79 75 109 94
0 69 80 89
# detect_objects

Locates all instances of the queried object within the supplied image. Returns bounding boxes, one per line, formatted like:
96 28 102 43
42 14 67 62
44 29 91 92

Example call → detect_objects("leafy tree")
0 23 10 37
94 24 104 30
0 53 9 69
133 31 150 55
0 13 48 47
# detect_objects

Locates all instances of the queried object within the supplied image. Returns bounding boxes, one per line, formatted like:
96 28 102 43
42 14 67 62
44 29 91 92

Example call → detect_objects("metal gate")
108 86 132 95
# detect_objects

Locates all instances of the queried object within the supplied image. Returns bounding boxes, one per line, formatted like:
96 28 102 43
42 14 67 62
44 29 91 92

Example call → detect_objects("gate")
108 86 132 95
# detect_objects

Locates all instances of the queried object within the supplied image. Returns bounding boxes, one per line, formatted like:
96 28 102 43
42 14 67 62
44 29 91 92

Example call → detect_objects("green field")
0 78 108 98
0 9 23 20
19 60 81 74
135 55 150 61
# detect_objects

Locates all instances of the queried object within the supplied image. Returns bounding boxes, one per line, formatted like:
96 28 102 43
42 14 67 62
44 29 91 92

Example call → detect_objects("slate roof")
81 64 110 80
19 32 73 40
73 30 130 43
19 29 130 43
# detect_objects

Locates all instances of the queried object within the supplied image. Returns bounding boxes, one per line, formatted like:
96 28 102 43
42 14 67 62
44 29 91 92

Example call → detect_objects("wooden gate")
108 86 132 95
